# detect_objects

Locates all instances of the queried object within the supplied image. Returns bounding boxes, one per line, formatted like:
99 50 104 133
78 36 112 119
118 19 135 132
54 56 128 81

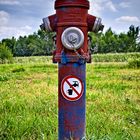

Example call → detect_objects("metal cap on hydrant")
40 0 104 139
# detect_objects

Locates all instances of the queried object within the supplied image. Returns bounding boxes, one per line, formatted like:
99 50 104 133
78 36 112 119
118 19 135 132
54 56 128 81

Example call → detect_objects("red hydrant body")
41 0 104 139
42 0 103 63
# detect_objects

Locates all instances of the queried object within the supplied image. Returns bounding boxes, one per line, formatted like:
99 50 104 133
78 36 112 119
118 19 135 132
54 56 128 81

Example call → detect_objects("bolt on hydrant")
40 0 104 139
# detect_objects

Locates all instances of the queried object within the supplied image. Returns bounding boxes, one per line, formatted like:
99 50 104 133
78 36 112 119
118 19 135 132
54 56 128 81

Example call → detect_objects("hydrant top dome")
55 0 90 9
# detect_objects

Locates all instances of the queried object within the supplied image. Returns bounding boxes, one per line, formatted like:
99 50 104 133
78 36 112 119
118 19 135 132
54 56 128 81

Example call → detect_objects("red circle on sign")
61 75 84 101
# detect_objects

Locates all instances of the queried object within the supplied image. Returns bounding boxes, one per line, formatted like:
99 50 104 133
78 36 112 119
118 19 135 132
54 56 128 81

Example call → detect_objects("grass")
86 63 140 140
92 53 140 62
12 53 140 64
0 54 140 140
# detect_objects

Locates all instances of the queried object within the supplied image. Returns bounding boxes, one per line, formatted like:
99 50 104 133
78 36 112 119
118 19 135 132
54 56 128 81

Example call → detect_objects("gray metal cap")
61 27 84 50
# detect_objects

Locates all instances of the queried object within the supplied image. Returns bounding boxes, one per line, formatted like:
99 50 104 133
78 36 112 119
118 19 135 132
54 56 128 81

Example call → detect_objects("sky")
0 0 140 40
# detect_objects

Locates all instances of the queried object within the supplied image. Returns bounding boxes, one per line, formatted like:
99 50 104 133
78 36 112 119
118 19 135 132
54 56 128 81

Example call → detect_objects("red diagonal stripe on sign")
66 79 80 96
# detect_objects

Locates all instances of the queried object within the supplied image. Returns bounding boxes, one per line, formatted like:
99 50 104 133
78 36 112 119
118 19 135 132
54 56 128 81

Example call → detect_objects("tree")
89 25 140 53
2 37 16 54
1 25 139 57
127 25 140 52
14 36 28 56
13 30 54 56
117 33 129 53
37 30 55 55
0 43 13 64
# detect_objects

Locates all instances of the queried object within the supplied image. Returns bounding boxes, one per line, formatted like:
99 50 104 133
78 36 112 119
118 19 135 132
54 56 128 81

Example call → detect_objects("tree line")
90 25 140 53
0 25 140 59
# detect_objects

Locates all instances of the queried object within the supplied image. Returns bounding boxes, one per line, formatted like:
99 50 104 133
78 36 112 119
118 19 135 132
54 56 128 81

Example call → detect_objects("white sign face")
61 75 84 101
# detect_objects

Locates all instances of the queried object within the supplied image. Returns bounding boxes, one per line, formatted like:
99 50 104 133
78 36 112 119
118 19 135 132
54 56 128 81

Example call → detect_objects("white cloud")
0 0 20 5
0 11 9 26
0 10 33 40
21 25 32 30
106 1 117 12
0 10 32 39
119 2 131 8
89 0 117 16
0 25 32 39
89 0 103 16
116 16 140 23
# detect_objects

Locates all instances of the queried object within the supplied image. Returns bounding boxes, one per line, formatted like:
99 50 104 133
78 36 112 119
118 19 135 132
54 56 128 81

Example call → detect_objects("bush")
0 74 10 81
128 58 140 68
12 67 25 73
0 43 13 64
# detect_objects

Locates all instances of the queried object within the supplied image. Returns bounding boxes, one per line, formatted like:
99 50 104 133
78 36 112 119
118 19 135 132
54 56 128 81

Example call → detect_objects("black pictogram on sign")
61 75 84 101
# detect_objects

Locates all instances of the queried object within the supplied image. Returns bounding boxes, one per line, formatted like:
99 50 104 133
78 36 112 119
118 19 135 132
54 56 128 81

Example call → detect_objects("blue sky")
0 0 140 40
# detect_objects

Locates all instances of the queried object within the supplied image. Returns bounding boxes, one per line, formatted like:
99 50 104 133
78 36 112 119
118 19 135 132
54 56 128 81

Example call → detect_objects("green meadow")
0 53 140 140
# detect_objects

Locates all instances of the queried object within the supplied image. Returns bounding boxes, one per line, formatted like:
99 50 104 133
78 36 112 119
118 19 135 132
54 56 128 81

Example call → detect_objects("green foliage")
0 73 10 81
128 58 140 68
127 25 140 52
13 30 54 57
12 67 26 73
0 25 139 58
0 43 13 64
2 37 16 54
0 57 140 139
89 25 140 54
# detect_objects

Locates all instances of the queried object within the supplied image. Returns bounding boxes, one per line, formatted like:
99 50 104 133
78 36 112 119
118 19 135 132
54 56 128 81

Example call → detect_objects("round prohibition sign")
61 75 84 101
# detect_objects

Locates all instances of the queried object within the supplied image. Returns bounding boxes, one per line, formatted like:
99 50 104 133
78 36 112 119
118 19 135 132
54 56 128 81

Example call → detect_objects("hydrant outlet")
92 17 104 33
42 17 52 31
41 14 57 32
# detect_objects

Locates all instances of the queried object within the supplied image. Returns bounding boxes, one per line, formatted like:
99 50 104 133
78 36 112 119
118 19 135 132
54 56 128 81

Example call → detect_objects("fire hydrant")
40 0 104 139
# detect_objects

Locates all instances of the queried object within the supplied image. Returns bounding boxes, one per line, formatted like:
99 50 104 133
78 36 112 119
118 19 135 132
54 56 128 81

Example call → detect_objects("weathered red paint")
41 0 103 63
40 0 104 139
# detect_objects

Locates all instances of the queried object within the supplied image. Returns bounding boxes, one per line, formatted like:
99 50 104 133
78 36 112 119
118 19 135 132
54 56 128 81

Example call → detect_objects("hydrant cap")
55 0 89 9
42 17 52 32
61 27 85 50
92 17 104 33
